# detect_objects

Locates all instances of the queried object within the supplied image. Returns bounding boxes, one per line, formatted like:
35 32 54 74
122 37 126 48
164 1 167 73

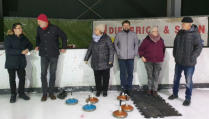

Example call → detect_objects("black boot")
10 94 17 103
168 94 178 100
183 99 191 106
96 91 101 97
103 91 107 97
19 93 30 100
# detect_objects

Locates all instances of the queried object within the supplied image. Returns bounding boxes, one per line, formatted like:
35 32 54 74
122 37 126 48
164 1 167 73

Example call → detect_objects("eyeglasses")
15 27 22 30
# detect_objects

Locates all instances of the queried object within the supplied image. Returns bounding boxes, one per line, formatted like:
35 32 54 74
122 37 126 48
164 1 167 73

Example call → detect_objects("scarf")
148 33 161 43
92 34 102 42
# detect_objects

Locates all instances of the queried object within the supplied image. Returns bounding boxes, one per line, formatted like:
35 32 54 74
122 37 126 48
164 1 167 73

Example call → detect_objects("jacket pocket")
190 55 196 65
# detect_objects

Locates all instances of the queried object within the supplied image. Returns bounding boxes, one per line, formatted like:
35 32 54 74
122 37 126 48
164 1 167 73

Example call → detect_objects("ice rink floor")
0 88 208 119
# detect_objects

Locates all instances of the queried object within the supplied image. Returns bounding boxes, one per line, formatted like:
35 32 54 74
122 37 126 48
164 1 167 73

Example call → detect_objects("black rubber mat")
131 91 182 118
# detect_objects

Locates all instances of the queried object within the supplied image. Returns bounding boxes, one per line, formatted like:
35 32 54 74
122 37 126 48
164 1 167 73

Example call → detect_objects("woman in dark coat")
84 24 114 97
4 23 33 103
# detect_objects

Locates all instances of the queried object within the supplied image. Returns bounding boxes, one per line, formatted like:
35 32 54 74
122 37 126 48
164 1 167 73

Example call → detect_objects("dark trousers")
118 59 134 90
93 69 110 92
7 69 26 95
41 56 58 95
173 64 195 100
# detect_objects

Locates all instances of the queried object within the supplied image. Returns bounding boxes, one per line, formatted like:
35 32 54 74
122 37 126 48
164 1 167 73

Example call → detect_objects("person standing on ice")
4 23 33 103
168 17 202 106
35 14 67 101
84 24 114 97
114 20 139 96
138 26 165 97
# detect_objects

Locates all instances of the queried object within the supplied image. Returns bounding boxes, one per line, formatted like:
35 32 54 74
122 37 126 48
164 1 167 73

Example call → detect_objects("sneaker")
168 94 178 100
183 99 191 106
10 94 16 103
19 93 30 100
126 90 132 96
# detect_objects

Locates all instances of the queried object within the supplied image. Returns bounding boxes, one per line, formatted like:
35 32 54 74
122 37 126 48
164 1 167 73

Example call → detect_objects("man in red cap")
35 13 67 101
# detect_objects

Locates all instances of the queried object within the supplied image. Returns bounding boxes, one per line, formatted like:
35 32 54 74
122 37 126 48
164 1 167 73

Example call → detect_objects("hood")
189 24 198 32
179 24 199 33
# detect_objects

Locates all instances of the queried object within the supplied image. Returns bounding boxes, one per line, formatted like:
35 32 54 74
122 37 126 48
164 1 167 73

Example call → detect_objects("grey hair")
149 26 159 33
95 24 105 33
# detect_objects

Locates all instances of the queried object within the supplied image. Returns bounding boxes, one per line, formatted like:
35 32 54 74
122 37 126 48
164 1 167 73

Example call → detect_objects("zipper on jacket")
127 32 128 59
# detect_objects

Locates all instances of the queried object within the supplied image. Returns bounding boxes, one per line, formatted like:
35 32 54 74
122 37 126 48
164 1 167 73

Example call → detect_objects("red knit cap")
37 14 48 23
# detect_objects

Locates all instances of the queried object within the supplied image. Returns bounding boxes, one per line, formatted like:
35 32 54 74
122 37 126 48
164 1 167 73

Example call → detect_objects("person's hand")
141 56 147 62
35 47 39 51
25 49 29 53
21 49 29 55
60 49 66 53
84 61 88 64
109 62 112 64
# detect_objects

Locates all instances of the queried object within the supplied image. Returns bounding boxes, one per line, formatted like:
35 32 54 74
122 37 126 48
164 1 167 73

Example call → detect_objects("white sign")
93 16 208 47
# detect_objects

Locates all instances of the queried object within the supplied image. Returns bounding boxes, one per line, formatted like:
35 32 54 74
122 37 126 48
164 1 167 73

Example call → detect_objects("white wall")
0 48 209 89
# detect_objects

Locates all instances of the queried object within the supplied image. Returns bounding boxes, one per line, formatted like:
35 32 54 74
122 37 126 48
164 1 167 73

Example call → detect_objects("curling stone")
57 89 67 100
121 101 134 112
66 98 78 105
113 106 128 118
82 101 96 112
117 92 129 101
65 92 78 105
86 93 99 104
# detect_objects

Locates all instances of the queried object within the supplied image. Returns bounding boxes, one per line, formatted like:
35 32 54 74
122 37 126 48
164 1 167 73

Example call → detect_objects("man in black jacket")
35 14 67 101
168 17 202 106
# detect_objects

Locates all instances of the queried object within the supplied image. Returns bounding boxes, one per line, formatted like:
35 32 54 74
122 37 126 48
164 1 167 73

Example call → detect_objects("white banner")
93 16 208 47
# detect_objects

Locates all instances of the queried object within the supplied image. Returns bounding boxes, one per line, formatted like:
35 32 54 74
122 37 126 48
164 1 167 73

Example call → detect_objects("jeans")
173 63 195 100
41 56 58 95
118 59 134 90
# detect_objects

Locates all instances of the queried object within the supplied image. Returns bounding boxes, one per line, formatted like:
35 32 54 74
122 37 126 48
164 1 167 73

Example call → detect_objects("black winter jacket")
173 25 202 66
36 24 67 57
4 34 33 69
84 34 115 70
